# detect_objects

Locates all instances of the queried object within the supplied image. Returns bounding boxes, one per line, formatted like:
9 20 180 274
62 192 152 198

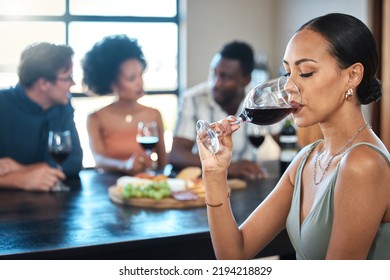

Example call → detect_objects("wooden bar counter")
0 162 294 260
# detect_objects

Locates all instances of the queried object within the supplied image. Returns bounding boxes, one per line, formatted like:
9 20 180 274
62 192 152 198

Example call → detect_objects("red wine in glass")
240 107 295 126
247 124 268 162
196 76 301 154
137 121 159 173
137 136 159 151
48 130 72 191
248 135 265 148
49 150 71 165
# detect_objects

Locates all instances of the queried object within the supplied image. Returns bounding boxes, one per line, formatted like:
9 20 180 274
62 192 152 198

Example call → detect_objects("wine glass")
136 121 159 173
48 130 72 192
247 124 268 162
196 75 301 154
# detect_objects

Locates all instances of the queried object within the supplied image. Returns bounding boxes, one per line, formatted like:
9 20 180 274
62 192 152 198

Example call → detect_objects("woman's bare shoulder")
341 143 389 171
337 143 390 192
138 105 162 119
87 104 119 125
88 104 112 116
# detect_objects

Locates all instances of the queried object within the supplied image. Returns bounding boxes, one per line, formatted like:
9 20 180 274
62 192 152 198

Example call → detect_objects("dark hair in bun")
298 13 382 104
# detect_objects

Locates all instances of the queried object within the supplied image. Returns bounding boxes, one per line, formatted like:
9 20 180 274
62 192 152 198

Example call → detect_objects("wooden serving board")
108 186 205 209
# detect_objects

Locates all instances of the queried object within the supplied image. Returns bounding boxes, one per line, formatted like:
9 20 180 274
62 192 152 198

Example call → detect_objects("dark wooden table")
0 162 294 260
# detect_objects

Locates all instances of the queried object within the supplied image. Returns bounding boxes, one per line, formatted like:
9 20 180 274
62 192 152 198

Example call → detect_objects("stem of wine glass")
214 116 244 136
145 149 156 174
196 116 246 155
252 147 257 162
51 164 70 192
228 116 244 126
145 149 153 162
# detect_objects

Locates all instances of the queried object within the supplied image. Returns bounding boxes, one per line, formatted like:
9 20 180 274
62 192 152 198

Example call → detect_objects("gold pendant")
125 114 133 123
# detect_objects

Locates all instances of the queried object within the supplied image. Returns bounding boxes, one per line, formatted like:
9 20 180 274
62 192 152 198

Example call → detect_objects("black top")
0 84 83 177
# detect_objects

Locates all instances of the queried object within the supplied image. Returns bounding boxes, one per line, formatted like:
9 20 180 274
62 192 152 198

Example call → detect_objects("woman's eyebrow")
283 58 318 66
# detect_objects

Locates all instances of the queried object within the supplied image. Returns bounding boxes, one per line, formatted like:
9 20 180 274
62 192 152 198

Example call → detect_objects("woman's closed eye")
299 72 314 78
282 71 313 78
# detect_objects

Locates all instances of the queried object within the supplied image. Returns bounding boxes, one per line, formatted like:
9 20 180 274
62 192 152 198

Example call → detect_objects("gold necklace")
313 123 371 185
317 153 326 171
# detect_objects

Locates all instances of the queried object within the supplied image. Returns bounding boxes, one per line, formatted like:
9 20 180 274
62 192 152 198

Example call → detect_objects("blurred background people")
170 41 281 179
0 42 83 191
82 35 167 175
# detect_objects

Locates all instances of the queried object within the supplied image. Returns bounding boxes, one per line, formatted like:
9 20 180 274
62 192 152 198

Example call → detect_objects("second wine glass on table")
196 75 301 154
136 121 159 174
247 124 268 162
48 130 72 192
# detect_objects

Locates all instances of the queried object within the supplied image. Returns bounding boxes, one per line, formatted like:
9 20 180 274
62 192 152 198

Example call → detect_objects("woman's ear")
347 62 364 89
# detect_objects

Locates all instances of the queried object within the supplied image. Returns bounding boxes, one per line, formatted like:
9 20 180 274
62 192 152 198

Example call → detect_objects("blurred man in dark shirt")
0 42 83 191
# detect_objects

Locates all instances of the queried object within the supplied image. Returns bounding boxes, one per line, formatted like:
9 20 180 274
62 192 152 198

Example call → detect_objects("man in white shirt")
170 41 280 179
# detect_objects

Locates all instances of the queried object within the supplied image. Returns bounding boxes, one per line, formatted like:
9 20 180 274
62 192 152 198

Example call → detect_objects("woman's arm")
87 113 138 173
87 111 153 174
198 117 296 259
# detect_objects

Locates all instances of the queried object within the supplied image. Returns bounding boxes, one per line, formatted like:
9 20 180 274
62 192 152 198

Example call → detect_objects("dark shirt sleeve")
60 102 83 178
0 86 83 178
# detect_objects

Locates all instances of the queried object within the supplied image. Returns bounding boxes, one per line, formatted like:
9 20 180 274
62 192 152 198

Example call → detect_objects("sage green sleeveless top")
286 141 390 259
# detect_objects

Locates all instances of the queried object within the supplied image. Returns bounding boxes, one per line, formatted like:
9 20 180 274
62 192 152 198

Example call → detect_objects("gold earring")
345 88 353 99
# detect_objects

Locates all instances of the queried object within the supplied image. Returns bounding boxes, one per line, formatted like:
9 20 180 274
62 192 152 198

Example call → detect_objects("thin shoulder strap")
343 142 390 165
305 139 323 157
296 139 322 170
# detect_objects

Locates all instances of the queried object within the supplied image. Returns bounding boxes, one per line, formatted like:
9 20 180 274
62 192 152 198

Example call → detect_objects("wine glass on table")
136 121 159 174
196 75 301 154
247 124 268 162
48 130 72 192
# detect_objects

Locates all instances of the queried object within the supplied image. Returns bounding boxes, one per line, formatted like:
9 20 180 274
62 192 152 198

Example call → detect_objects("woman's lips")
292 104 303 114
289 100 302 113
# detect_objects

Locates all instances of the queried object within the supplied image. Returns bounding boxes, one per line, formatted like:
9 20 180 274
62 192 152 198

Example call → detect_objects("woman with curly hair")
82 35 167 175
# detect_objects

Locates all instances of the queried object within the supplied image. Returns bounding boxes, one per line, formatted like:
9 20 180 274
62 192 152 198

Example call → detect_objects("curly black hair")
82 34 146 95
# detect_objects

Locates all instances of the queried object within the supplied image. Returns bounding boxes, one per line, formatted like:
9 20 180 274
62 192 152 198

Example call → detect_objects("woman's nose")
284 78 298 95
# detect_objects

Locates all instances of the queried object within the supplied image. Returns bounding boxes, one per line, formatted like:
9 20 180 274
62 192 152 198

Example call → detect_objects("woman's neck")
319 111 368 155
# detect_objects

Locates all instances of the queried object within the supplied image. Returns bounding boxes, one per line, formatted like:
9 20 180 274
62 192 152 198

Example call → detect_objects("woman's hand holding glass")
123 152 152 175
197 116 240 174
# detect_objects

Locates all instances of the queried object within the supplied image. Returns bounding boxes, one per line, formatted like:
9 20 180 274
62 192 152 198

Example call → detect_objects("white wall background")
182 0 372 89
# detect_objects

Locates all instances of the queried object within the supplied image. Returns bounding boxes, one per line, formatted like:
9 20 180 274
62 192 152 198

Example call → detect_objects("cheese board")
108 167 246 209
108 185 206 209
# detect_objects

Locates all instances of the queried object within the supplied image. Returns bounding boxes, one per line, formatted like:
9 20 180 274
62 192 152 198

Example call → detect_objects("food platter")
108 173 207 209
108 185 206 209
108 168 246 209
